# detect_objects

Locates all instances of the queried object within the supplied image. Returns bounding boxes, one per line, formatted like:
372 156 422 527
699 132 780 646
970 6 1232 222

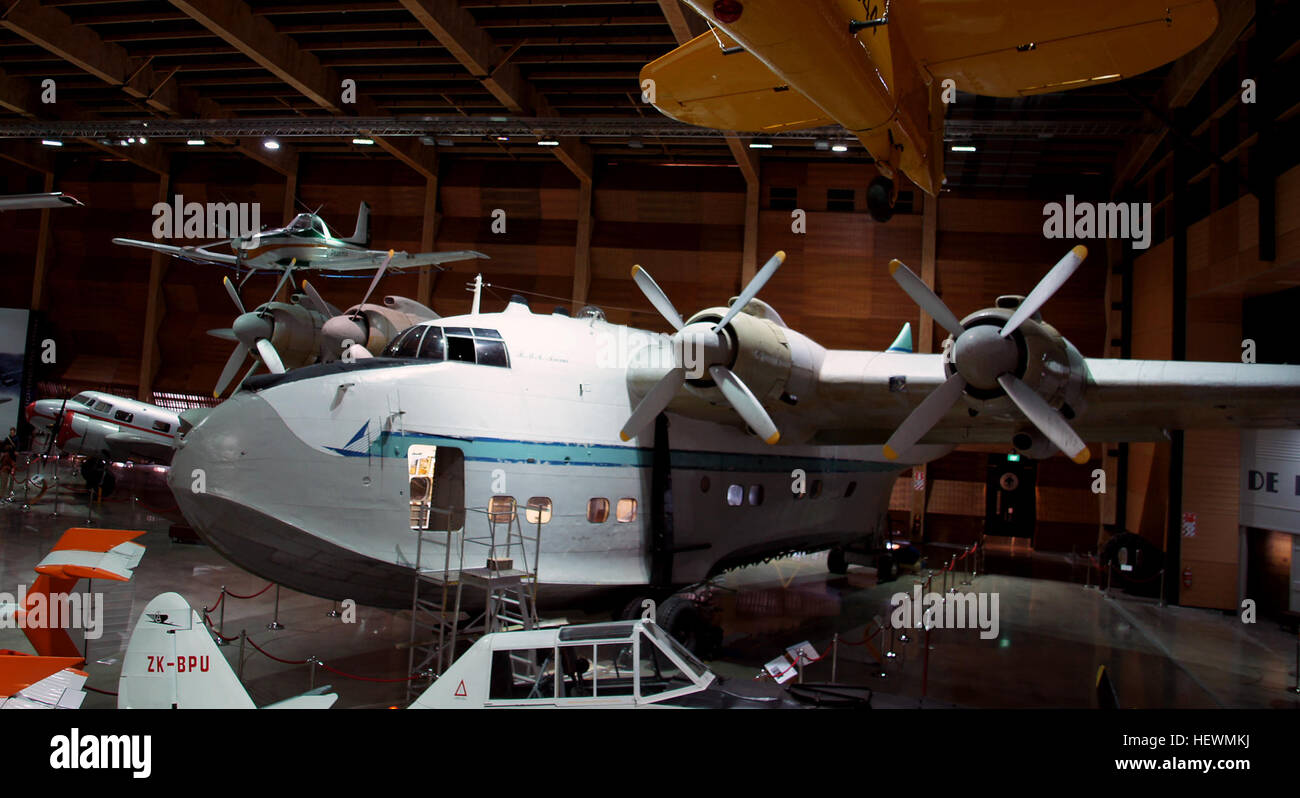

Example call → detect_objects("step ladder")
405 498 545 702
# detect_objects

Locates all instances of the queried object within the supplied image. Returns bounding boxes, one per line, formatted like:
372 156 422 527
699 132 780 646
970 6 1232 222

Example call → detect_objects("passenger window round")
700 475 710 493
525 497 552 524
747 485 764 506
587 498 610 523
726 485 743 506
616 498 637 523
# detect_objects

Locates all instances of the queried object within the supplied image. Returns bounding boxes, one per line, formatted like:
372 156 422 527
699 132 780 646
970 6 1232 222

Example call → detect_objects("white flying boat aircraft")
167 247 1300 621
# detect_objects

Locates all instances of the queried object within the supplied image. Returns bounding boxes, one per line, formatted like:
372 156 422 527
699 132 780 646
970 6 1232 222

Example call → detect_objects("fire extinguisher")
1182 567 1193 588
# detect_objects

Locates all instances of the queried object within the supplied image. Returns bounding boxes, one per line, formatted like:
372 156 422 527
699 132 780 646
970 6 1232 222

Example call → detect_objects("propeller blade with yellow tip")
1000 245 1087 338
631 264 684 332
888 259 965 337
714 250 785 331
619 367 686 442
710 365 780 445
997 374 1090 464
881 372 966 461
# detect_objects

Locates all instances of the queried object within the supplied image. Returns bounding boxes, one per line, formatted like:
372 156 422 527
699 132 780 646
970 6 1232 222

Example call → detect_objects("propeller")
213 266 296 397
321 250 394 357
882 245 1091 464
620 251 786 444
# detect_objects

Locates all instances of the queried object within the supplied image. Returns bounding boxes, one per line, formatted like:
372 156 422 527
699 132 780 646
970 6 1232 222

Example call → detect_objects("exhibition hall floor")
3 486 1296 709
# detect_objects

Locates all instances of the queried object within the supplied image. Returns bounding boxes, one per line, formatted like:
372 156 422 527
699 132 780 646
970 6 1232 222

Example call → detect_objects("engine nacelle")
682 306 793 405
946 305 1088 426
58 411 116 459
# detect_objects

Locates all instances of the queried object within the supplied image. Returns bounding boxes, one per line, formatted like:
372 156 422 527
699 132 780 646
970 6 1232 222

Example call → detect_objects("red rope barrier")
201 613 240 642
206 592 224 613
224 582 274 600
243 634 308 666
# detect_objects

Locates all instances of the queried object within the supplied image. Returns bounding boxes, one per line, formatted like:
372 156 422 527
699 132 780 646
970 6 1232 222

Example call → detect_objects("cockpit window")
417 327 445 360
72 393 91 406
382 325 508 368
384 326 425 358
287 213 313 232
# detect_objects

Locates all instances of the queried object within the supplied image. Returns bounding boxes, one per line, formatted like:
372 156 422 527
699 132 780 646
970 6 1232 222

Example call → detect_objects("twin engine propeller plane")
641 0 1220 221
166 245 1300 645
27 391 180 465
113 201 487 276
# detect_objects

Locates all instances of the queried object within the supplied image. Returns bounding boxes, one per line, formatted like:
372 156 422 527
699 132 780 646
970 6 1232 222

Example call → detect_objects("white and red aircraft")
27 391 180 465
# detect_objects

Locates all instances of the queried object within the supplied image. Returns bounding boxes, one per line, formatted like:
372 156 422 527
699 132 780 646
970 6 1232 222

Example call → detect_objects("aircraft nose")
24 401 36 421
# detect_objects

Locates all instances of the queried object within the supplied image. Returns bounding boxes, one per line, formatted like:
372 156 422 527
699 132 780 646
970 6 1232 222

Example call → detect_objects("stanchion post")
20 453 33 511
1159 569 1167 608
1291 638 1300 695
831 633 838 683
267 584 285 630
50 456 61 517
215 586 228 646
238 630 247 680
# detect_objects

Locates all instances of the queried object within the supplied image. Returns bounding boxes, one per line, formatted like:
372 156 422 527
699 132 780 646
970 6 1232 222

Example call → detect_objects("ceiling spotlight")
352 137 374 145
951 145 977 152
627 138 644 149
831 143 848 153
436 138 454 147
813 139 830 151
263 139 280 150
41 139 62 147
749 138 773 149
127 137 136 143
494 135 510 142
139 136 147 144
187 139 206 146
537 138 559 147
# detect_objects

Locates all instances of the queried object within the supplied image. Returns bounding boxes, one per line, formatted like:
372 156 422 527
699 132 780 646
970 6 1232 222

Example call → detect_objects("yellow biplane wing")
902 0 1220 96
641 30 833 133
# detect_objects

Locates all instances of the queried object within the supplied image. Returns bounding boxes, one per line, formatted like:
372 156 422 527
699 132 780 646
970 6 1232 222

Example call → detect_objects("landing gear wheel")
657 595 720 659
80 458 116 498
875 553 897 583
827 547 848 575
867 176 895 223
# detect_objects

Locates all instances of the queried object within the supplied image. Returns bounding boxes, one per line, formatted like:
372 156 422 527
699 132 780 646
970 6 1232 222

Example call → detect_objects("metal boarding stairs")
406 499 544 701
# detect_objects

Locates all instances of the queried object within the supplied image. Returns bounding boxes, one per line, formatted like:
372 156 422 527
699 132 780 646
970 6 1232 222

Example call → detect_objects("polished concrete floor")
3 476 1298 709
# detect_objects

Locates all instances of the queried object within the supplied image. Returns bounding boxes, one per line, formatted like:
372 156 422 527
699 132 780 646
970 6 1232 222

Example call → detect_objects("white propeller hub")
952 325 1020 391
674 321 731 378
323 314 367 354
232 311 273 346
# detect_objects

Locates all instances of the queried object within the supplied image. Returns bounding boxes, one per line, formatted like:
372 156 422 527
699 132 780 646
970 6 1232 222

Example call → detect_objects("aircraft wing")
0 659 87 709
112 237 240 265
0 192 83 211
105 431 177 464
641 30 833 133
905 0 1220 96
35 527 147 583
321 248 490 273
804 352 1300 449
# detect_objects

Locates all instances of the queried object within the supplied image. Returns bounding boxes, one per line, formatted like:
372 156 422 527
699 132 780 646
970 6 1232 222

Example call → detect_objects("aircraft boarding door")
408 444 465 532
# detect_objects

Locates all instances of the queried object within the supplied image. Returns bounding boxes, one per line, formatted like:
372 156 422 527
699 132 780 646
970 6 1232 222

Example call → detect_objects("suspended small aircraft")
167 245 1300 652
0 192 82 211
112 201 488 275
641 0 1219 220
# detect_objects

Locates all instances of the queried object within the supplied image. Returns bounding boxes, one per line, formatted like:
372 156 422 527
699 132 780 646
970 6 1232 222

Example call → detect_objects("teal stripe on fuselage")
326 431 900 474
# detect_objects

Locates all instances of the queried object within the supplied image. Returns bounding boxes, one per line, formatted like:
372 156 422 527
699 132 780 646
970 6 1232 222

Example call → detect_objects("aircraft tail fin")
344 201 370 247
887 322 913 353
118 592 337 709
